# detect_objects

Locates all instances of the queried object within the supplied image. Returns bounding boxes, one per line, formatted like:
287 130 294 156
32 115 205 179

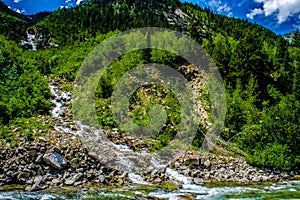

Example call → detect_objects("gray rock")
119 172 128 179
25 185 31 191
203 160 211 168
240 178 249 183
65 179 75 186
38 137 47 142
17 172 30 180
99 175 105 183
72 173 83 182
31 176 43 191
193 178 204 185
40 147 46 153
29 150 37 157
184 155 200 166
6 171 13 176
43 152 67 170
52 179 61 185
252 176 261 182
153 178 162 184
35 154 43 163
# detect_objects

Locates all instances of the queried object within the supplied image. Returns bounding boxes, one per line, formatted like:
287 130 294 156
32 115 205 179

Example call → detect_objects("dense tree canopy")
0 0 299 171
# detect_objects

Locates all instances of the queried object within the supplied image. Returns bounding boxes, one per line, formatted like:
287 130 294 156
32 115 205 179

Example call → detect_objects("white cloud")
251 0 300 24
217 3 231 13
76 0 83 5
14 8 25 13
247 8 264 19
238 0 248 7
208 0 220 7
208 0 232 15
13 0 21 3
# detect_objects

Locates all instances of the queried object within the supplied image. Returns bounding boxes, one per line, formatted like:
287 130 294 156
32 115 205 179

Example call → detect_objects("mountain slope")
0 0 27 40
34 0 181 44
0 0 299 171
31 0 280 46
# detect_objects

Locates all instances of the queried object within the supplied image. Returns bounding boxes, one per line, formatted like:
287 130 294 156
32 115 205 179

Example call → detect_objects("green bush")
235 94 300 170
247 143 293 171
0 38 51 125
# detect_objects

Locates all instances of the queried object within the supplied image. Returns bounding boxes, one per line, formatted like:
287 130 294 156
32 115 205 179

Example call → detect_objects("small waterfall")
49 79 155 185
21 30 38 51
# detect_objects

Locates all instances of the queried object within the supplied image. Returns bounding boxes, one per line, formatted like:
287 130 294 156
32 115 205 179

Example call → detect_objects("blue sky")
185 0 300 34
2 0 300 34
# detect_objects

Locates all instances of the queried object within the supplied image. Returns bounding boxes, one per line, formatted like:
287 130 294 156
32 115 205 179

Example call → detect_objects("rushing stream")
0 180 299 199
1 79 299 199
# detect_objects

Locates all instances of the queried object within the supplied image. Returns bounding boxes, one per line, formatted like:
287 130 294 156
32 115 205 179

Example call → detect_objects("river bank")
0 78 299 199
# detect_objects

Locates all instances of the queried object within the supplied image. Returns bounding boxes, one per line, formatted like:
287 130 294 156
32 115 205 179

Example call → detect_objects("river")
0 180 299 199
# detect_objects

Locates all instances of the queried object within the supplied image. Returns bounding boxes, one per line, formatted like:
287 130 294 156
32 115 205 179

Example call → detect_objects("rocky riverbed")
0 78 299 196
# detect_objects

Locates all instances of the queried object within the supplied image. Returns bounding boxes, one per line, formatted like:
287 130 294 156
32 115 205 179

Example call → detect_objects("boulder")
193 177 204 185
43 152 67 170
72 173 83 182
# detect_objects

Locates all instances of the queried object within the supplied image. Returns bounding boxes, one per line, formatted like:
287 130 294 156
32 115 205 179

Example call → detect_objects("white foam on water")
48 80 300 199
0 192 60 200
128 173 151 185
166 167 192 185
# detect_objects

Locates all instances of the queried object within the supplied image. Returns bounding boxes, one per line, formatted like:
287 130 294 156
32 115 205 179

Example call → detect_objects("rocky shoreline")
0 78 299 192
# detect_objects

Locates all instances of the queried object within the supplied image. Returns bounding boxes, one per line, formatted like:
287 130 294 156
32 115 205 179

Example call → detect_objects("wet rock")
43 152 67 170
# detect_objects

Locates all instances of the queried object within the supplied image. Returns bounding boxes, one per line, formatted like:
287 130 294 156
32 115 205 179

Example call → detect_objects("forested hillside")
0 0 299 171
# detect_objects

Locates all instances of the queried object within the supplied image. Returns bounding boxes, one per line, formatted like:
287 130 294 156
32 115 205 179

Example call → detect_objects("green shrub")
247 143 293 171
